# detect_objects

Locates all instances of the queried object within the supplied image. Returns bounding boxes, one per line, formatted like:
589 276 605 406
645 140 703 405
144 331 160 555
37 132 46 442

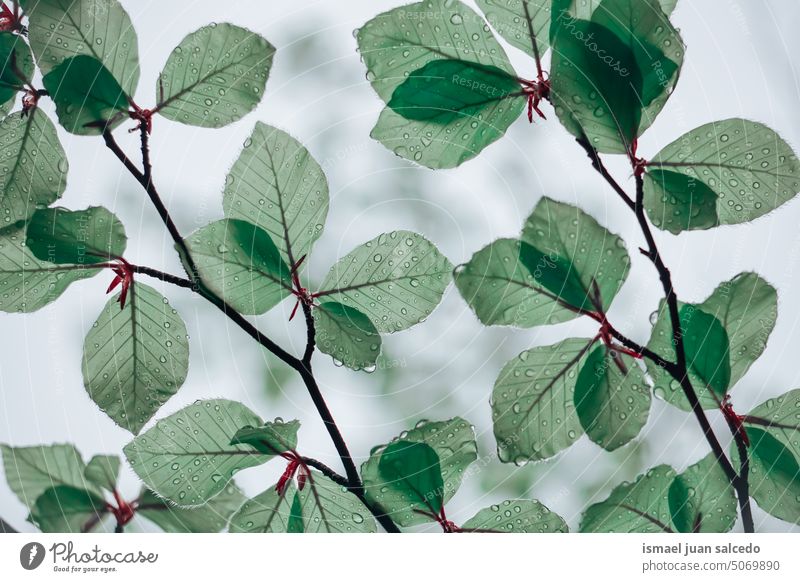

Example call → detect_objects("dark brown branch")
130 264 193 288
103 129 400 533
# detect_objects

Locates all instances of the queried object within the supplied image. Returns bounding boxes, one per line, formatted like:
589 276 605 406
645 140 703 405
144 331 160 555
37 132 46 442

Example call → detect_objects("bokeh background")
2 0 800 532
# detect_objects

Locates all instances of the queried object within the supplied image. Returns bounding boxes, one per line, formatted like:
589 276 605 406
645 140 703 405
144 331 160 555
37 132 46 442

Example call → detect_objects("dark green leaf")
0 443 100 508
43 55 129 135
84 454 120 493
745 389 800 465
316 231 452 333
0 222 96 313
230 419 300 456
668 454 736 533
679 304 730 400
737 427 800 524
228 481 295 533
387 59 521 124
581 465 675 532
29 485 107 533
124 399 272 506
21 0 140 94
362 418 477 527
645 119 800 230
138 483 245 533
26 206 126 265
185 218 292 316
0 110 68 225
287 492 304 533
575 345 650 451
493 338 594 463
156 24 273 128
378 441 444 519
0 31 34 109
314 302 381 371
462 499 568 532
82 283 189 433
222 122 329 268
648 273 776 410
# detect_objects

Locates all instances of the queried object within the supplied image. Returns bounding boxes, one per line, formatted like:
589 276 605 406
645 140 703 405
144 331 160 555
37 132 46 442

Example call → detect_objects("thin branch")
301 302 316 367
130 264 193 288
575 137 636 211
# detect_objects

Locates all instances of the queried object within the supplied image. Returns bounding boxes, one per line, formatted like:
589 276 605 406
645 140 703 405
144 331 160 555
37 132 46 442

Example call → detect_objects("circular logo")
19 542 46 570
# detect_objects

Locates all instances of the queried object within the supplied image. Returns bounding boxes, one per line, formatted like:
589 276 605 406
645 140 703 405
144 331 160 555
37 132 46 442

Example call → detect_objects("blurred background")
2 0 800 532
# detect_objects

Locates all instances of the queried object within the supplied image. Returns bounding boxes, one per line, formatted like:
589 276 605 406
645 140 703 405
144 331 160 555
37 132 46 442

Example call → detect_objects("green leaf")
581 465 676 532
643 169 720 233
679 304 730 399
0 110 68 226
362 418 477 527
230 419 300 456
83 455 120 493
520 196 630 314
26 206 127 266
29 485 107 533
574 345 650 451
138 483 246 533
377 441 444 519
476 0 551 60
185 218 292 316
293 471 377 533
387 59 521 123
493 338 595 463
316 231 452 333
645 119 800 230
0 31 35 108
124 399 272 506
222 122 329 268
462 499 569 532
455 238 568 327
358 0 523 168
156 23 274 128
314 301 381 371
668 454 736 533
20 0 140 94
0 222 98 313
737 427 800 524
647 273 774 410
0 443 99 508
550 0 683 152
42 55 129 135
745 389 800 466
228 481 295 533
82 283 190 434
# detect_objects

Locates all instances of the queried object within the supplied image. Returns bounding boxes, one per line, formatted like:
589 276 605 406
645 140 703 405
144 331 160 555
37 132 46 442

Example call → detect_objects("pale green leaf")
21 0 140 94
185 218 292 316
362 418 477 527
574 345 650 451
222 122 329 268
84 454 120 493
228 481 295 533
462 499 568 532
0 31 35 108
581 465 676 532
493 338 594 463
645 119 800 230
82 283 190 434
124 399 272 506
230 419 300 456
156 24 273 128
138 483 246 533
0 110 68 225
293 472 377 533
476 0 551 60
0 443 99 508
314 301 381 371
745 389 800 465
316 231 452 333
